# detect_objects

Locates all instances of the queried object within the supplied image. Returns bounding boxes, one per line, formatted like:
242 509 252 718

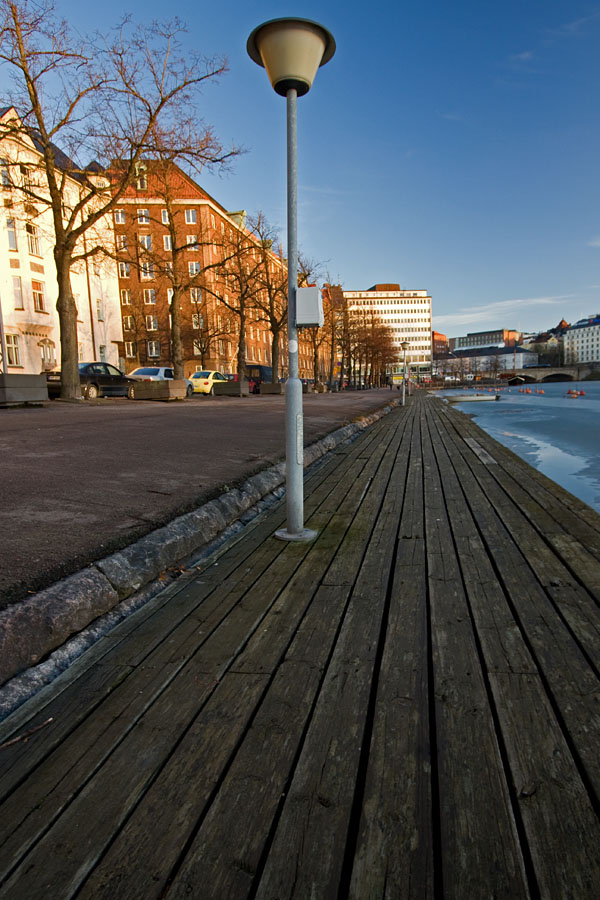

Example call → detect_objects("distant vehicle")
47 362 136 400
191 370 228 395
246 365 273 394
127 366 194 397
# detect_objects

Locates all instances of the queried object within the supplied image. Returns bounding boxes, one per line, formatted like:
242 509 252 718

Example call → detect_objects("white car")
127 366 194 397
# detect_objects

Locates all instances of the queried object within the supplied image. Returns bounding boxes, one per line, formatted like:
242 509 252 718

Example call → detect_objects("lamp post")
247 18 335 541
401 341 410 406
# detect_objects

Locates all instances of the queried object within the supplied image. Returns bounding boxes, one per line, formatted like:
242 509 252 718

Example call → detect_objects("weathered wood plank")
421 406 530 898
349 409 434 899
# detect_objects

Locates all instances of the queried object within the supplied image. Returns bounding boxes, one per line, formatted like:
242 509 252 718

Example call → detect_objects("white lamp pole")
247 18 335 541
401 341 410 406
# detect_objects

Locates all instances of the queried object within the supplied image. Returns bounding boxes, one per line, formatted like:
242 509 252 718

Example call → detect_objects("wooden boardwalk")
1 393 599 899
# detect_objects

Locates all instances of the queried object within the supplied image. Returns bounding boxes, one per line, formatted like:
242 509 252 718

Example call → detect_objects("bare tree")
247 213 288 382
0 1 235 397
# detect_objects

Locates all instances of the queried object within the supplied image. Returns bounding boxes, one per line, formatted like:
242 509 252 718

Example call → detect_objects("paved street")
0 389 399 607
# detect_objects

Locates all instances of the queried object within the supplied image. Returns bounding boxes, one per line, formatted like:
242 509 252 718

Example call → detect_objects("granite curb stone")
0 400 399 692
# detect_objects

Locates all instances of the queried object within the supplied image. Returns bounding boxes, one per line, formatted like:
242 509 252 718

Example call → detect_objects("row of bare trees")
0 0 237 398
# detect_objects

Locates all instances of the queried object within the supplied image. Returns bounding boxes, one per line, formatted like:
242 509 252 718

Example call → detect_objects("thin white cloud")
587 236 600 247
438 111 464 122
433 295 573 329
547 10 600 39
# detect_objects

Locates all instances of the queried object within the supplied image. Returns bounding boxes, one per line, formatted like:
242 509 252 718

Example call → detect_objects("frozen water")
446 381 600 512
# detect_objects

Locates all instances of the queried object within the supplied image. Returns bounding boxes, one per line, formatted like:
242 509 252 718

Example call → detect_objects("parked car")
190 370 228 395
127 366 194 397
47 362 136 400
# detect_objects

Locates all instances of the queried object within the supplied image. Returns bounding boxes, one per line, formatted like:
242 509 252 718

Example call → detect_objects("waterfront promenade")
0 393 599 898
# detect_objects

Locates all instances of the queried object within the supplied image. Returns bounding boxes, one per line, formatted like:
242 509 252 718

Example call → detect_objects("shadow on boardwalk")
1 393 599 898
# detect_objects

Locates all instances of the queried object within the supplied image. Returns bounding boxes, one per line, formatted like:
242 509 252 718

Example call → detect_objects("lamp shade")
247 18 335 96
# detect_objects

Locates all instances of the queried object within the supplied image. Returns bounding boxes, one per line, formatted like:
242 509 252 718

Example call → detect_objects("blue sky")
33 2 600 336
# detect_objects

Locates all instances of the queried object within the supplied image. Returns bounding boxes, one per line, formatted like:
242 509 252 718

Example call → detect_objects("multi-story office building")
113 162 314 379
564 315 600 363
0 108 122 375
450 328 521 351
343 283 432 377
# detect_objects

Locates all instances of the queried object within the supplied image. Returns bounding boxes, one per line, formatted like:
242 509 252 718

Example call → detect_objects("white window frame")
26 222 40 256
163 235 172 251
147 340 160 358
189 261 201 276
7 217 17 251
143 289 156 304
140 262 154 280
125 341 136 358
192 313 203 329
190 287 202 302
187 234 199 251
6 333 20 366
121 289 131 305
139 234 152 250
114 209 126 224
161 209 169 225
13 276 23 309
146 315 158 331
123 315 134 330
185 209 197 224
32 280 45 312
137 208 150 224
119 261 130 278
116 234 128 250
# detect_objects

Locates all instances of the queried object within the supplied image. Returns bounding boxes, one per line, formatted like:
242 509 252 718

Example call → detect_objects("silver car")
127 366 194 397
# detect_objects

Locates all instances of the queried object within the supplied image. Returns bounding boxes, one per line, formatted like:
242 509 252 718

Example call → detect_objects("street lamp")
247 18 335 542
401 341 410 406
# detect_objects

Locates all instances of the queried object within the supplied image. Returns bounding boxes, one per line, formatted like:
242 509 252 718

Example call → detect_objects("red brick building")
112 162 313 379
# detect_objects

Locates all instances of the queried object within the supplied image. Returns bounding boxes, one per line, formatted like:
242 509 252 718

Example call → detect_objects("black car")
47 362 136 400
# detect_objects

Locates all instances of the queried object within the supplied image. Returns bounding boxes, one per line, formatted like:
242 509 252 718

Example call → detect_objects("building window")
140 262 154 279
143 289 156 304
99 345 106 361
121 289 131 305
119 261 130 278
96 299 104 321
135 163 147 190
187 234 198 250
123 315 134 330
116 234 128 250
147 340 160 357
0 158 11 188
137 209 150 224
190 287 202 303
193 341 201 356
26 223 41 255
146 315 158 330
161 209 169 225
6 334 20 366
163 235 172 251
32 280 45 312
114 209 126 224
185 209 197 224
167 288 173 303
20 164 33 191
7 217 17 251
13 276 23 309
125 341 136 358
192 313 203 329
189 261 201 276
139 234 152 250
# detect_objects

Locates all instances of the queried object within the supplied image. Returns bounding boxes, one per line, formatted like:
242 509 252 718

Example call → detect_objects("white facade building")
343 283 432 376
564 315 600 364
0 108 122 376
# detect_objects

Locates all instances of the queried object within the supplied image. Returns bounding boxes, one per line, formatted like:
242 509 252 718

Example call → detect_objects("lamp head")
247 17 335 97
401 341 410 351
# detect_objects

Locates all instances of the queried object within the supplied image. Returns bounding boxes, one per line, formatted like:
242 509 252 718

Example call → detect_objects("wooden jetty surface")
1 393 599 899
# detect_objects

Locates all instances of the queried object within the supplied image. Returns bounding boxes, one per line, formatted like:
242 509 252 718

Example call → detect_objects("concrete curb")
0 399 400 702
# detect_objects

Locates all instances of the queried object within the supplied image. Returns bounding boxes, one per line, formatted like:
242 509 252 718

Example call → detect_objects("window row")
121 287 203 305
118 261 203 279
115 208 198 226
116 234 199 252
10 275 46 311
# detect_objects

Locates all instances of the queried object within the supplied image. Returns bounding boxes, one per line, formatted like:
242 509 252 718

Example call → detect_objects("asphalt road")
1 389 400 608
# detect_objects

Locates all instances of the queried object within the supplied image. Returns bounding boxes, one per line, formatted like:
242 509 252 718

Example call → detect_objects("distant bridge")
506 363 599 383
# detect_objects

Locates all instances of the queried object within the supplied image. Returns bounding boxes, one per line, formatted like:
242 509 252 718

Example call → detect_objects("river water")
442 381 600 512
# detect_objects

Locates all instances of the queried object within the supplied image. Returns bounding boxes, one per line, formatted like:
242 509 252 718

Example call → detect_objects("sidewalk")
1 393 599 898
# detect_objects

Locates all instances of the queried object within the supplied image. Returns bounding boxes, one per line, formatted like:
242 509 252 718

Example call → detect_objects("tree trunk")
170 291 184 378
237 316 247 377
271 329 280 381
55 247 80 400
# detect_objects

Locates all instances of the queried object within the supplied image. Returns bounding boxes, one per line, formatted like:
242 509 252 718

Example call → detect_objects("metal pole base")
274 527 318 542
